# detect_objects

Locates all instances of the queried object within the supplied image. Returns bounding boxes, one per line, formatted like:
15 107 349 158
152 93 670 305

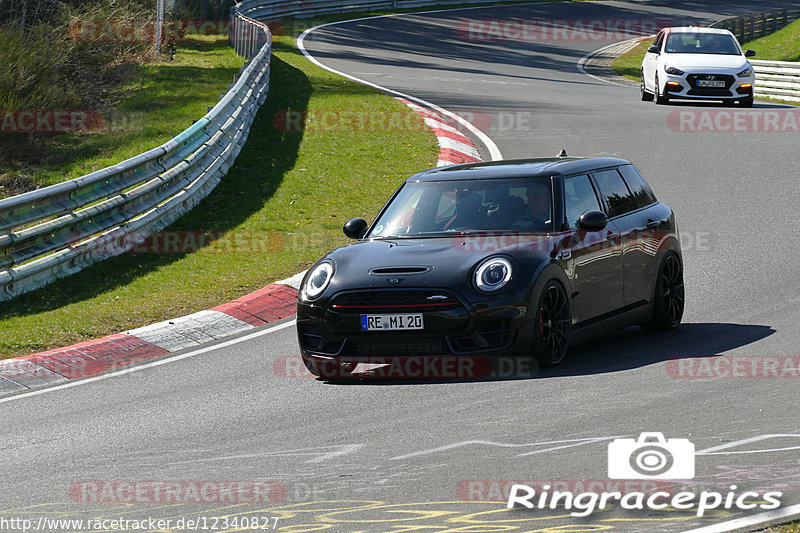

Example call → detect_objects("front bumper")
297 287 532 359
661 71 754 100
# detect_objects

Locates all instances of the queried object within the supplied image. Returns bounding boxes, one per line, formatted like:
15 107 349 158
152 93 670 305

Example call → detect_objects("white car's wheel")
654 75 669 105
641 70 654 101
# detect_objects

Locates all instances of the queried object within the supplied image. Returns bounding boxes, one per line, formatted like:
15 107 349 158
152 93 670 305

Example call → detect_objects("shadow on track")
317 322 774 385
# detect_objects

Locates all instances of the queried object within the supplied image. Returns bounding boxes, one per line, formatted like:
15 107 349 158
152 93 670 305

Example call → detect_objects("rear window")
618 165 657 207
591 168 636 218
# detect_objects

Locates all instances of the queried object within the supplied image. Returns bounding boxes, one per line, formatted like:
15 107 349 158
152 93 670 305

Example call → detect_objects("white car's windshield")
665 32 741 55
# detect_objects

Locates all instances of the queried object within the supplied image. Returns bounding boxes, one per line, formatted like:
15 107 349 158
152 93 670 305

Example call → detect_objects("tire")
303 356 357 378
645 252 684 331
641 71 654 101
654 75 669 105
737 97 754 108
531 280 571 365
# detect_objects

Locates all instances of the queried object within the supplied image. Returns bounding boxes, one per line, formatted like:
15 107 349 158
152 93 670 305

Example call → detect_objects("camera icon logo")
608 432 695 479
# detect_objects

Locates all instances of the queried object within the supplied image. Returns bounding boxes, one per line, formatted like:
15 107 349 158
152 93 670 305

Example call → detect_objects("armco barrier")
711 8 800 43
751 60 800 103
709 8 800 103
0 14 272 301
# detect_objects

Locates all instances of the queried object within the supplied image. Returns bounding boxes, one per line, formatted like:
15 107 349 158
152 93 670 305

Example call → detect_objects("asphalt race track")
2 1 799 532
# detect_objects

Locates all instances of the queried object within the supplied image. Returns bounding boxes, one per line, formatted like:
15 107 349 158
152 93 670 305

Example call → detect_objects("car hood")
321 235 556 292
664 53 748 70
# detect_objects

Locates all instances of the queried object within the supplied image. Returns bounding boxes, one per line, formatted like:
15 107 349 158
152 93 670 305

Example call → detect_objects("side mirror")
745 49 756 58
647 45 660 54
578 210 609 232
343 218 368 239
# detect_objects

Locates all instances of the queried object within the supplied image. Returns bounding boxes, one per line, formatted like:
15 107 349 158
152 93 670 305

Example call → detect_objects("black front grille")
330 290 462 312
341 338 451 357
686 73 735 96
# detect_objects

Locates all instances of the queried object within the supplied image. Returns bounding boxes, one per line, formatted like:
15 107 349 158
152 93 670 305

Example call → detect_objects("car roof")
407 157 632 182
663 26 732 36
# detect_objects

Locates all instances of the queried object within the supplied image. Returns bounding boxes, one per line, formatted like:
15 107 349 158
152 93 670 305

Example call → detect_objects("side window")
563 174 601 230
652 30 665 50
618 165 657 208
435 189 457 221
592 169 636 218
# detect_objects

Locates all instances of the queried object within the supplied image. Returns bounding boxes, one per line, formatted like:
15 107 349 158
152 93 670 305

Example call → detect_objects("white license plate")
697 80 725 88
361 313 423 331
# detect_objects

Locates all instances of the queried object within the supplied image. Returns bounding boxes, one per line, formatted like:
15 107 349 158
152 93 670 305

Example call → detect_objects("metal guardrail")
0 14 272 301
711 8 800 43
751 59 800 102
709 8 800 102
710 9 800 102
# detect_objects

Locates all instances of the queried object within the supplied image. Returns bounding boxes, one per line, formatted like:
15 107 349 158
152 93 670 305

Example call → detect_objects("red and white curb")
0 97 487 396
397 98 483 166
0 272 304 395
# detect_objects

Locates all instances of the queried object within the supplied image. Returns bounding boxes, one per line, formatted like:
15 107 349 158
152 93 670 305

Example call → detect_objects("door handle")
605 231 620 243
646 219 659 229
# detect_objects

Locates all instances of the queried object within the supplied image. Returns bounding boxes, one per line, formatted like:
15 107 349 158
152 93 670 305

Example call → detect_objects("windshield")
665 32 741 55
368 178 553 238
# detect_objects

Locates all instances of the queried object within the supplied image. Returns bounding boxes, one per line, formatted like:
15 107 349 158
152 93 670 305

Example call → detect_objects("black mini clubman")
297 156 684 377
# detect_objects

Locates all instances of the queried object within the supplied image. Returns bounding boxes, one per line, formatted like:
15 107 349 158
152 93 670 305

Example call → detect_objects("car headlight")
664 65 685 76
303 261 334 300
474 257 513 292
737 67 753 77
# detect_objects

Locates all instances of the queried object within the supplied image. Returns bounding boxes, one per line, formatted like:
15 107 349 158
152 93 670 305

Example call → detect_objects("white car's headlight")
664 65 685 76
737 67 753 77
303 261 334 300
474 257 513 292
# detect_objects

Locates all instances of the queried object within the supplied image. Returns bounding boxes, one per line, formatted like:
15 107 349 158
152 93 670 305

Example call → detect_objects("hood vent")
370 266 431 275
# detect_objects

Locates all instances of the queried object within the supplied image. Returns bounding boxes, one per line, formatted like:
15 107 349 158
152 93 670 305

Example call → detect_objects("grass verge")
743 18 800 62
0 35 244 197
762 521 800 532
0 30 439 358
610 19 800 106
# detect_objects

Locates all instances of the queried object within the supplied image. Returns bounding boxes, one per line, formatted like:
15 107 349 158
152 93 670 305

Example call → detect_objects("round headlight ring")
304 261 334 300
475 257 513 292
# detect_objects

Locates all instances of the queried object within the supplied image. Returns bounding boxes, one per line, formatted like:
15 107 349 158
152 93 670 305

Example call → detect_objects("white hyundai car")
641 27 756 107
